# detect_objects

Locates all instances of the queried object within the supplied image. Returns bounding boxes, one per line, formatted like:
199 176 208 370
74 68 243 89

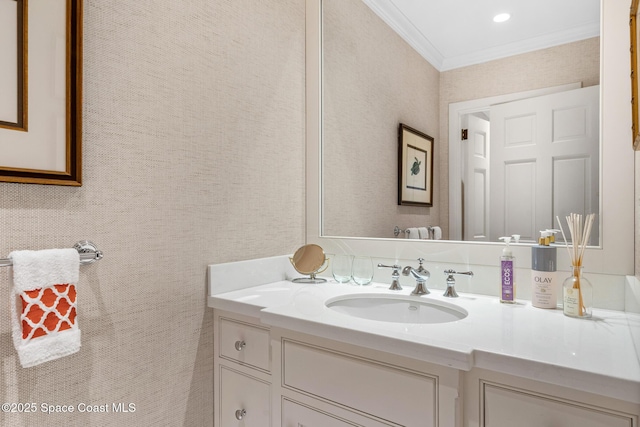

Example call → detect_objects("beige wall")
0 1 305 426
322 0 440 239
0 2 635 426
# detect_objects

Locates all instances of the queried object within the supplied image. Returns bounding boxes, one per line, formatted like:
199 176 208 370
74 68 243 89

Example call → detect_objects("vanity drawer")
482 381 634 427
219 366 271 426
282 339 436 426
282 398 394 427
219 317 270 372
282 398 359 427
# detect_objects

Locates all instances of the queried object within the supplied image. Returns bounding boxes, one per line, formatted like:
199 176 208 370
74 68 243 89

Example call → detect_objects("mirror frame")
306 0 634 275
631 0 640 150
0 0 83 186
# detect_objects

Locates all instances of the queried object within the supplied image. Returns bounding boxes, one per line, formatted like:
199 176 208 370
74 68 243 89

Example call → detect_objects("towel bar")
394 226 406 237
0 240 103 268
394 226 434 237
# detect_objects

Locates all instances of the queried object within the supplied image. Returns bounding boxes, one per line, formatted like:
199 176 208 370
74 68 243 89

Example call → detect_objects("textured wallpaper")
0 1 305 425
322 0 441 239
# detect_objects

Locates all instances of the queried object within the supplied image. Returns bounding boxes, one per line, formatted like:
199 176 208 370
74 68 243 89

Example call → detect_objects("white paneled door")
464 114 491 241
489 86 599 242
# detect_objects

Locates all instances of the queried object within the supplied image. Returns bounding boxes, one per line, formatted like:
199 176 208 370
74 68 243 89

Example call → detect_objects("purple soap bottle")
499 236 516 304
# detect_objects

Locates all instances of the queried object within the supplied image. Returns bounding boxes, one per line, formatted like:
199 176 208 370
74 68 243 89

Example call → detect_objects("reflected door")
463 114 491 241
489 86 600 242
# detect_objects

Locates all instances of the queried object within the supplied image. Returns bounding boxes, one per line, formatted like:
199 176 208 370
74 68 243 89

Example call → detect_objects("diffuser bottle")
563 266 593 318
499 236 516 304
531 230 558 309
558 212 596 319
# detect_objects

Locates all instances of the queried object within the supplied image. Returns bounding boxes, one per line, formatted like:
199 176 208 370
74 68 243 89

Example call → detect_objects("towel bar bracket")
74 240 103 265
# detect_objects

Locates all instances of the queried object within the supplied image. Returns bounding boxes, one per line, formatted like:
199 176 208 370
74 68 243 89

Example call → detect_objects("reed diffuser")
556 213 595 318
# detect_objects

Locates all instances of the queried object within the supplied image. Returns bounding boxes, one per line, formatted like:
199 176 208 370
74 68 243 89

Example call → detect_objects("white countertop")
208 280 640 404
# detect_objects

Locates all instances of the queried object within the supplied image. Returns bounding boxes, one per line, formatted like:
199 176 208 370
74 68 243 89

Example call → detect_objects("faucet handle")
416 258 429 274
444 269 474 278
377 263 402 290
442 270 474 298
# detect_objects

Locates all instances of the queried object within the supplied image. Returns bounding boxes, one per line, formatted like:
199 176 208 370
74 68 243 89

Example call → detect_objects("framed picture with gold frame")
0 0 83 186
398 123 434 207
0 0 27 131
631 0 640 150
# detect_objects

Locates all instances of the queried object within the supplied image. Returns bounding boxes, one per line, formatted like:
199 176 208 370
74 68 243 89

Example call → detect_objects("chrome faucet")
443 269 474 297
402 258 430 295
377 263 402 290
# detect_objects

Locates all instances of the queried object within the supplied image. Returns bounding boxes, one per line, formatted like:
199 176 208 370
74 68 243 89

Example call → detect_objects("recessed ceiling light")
493 13 511 23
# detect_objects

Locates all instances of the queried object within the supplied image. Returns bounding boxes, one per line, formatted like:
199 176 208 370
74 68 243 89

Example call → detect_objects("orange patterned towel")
9 248 80 368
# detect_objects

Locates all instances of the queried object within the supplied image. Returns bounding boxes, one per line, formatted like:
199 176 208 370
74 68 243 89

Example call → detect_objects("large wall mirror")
323 0 600 243
306 0 635 275
0 0 83 186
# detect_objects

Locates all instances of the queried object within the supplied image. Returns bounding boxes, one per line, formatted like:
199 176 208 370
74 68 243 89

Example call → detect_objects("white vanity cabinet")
271 328 462 427
214 310 461 426
214 312 272 426
463 369 639 427
214 309 639 427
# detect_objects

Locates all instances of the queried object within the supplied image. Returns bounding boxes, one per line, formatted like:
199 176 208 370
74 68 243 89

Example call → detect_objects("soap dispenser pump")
499 236 516 304
531 229 559 309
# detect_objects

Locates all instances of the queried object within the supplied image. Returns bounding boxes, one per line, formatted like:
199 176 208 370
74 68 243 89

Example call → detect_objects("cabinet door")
283 339 436 426
219 367 271 427
282 399 359 427
483 382 634 427
281 398 395 427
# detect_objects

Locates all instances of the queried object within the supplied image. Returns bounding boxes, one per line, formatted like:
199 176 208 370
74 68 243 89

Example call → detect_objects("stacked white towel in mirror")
404 226 443 240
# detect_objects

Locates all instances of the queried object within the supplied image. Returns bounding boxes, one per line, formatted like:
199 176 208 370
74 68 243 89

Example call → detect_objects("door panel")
464 115 491 241
490 86 599 242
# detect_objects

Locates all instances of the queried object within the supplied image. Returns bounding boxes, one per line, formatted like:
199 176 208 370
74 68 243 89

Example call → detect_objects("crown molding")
440 22 600 71
362 0 599 71
362 0 444 70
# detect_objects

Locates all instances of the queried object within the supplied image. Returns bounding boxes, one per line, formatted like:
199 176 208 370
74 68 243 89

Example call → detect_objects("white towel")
9 248 81 368
406 228 419 239
418 227 430 239
432 226 442 240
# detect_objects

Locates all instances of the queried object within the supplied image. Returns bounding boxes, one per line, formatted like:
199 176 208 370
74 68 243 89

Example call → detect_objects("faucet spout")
401 266 428 281
401 265 430 295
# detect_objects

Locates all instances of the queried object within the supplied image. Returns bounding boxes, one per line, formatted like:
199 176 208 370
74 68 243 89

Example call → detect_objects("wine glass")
351 256 374 286
332 254 353 283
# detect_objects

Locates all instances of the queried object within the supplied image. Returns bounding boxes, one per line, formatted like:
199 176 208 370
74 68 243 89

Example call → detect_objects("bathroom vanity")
208 260 640 427
208 0 640 424
214 308 459 426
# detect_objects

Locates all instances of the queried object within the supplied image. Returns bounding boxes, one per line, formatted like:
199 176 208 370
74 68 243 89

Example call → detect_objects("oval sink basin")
326 294 468 324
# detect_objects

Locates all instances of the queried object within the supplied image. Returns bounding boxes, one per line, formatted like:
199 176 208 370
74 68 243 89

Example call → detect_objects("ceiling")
362 0 601 71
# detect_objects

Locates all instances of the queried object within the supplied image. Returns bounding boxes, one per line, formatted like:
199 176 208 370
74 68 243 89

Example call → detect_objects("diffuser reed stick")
556 213 595 317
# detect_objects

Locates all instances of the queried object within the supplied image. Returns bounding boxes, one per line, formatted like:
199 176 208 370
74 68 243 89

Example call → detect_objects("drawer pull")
234 340 246 351
235 409 247 420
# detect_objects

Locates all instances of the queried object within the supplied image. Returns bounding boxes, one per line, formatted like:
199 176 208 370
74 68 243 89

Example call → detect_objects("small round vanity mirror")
289 244 328 283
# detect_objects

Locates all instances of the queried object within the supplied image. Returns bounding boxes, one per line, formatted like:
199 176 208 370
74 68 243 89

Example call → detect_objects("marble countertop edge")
209 280 640 404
